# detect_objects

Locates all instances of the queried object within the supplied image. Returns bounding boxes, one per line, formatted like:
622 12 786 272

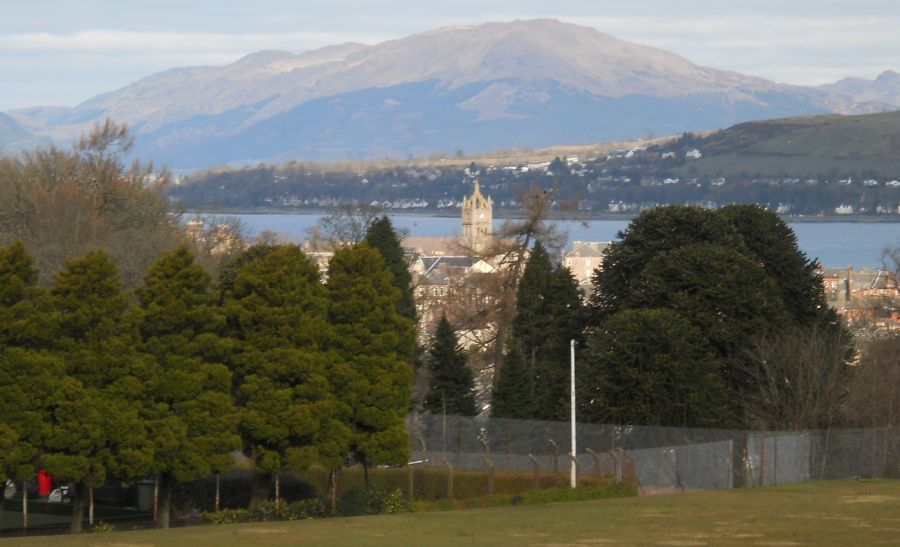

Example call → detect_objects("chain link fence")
406 414 900 492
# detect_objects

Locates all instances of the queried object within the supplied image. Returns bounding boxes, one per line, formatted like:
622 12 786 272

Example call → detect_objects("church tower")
461 180 493 253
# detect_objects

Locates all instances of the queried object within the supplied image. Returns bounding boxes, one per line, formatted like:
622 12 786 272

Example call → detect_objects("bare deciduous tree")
846 333 900 476
305 203 383 252
739 323 854 431
0 119 183 287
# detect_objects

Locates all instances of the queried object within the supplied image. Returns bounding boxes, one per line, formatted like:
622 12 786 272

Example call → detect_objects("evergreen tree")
586 205 850 428
42 251 152 533
580 308 732 427
325 244 415 485
0 242 63 525
490 343 534 419
131 246 240 527
222 244 346 509
364 216 416 322
495 241 584 420
589 206 745 323
423 316 476 416
533 264 584 421
0 241 45 347
719 204 838 327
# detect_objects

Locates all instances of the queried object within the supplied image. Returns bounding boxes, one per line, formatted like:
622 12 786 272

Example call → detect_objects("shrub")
336 489 411 516
411 482 636 512
201 498 332 524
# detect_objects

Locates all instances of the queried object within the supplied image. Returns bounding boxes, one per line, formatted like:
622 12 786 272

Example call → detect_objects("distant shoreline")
184 208 900 223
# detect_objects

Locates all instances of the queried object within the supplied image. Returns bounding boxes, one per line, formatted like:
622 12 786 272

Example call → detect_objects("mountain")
0 112 47 154
819 71 900 111
7 19 900 170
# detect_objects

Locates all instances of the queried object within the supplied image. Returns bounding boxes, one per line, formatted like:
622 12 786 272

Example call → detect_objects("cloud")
0 30 387 55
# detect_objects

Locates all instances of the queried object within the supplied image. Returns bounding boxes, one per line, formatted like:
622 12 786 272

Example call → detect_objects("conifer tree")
423 316 476 416
222 244 347 509
0 242 63 527
533 264 584 421
42 251 153 533
579 308 732 427
494 241 584 420
132 246 240 527
490 343 534 419
325 244 415 486
365 216 416 322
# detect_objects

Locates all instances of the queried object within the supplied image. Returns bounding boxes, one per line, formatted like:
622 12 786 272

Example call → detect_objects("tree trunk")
249 472 270 510
158 473 173 529
153 476 159 524
361 455 370 491
214 473 221 513
89 485 94 527
21 481 27 532
274 472 280 511
0 495 5 535
329 470 337 514
70 483 85 534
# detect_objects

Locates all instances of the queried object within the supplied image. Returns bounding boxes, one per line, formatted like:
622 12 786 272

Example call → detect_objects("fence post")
608 449 622 484
444 458 454 500
759 433 766 487
528 454 541 489
407 465 414 501
773 433 778 486
418 436 428 465
567 453 579 487
482 454 495 495
549 439 559 474
728 439 734 490
586 448 604 477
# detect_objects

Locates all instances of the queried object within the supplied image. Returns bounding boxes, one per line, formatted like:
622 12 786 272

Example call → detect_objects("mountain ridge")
6 19 900 170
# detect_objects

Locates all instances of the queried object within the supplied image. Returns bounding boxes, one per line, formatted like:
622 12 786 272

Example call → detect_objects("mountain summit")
7 19 900 169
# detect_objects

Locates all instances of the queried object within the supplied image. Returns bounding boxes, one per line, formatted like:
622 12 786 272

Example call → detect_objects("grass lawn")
5 480 900 546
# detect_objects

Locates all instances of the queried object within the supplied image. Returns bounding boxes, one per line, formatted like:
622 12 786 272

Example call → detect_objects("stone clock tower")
461 180 493 253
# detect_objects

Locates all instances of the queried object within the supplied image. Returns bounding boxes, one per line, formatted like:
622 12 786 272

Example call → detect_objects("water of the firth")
223 213 899 270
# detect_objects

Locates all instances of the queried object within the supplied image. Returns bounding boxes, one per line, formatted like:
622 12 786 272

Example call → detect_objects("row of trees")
0 232 416 532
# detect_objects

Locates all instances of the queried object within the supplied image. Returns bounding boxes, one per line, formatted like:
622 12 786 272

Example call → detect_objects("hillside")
0 112 46 154
671 110 900 178
7 19 900 170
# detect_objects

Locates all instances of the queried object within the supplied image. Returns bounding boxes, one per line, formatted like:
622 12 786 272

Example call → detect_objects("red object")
38 470 52 496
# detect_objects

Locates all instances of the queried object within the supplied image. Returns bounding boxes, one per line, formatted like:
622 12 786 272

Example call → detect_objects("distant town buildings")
563 241 610 293
821 265 900 331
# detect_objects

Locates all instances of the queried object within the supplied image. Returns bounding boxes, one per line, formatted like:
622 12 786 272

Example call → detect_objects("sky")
2 0 899 111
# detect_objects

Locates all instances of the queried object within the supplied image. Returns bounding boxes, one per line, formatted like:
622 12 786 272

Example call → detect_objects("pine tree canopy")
326 244 415 468
424 316 476 416
365 215 417 322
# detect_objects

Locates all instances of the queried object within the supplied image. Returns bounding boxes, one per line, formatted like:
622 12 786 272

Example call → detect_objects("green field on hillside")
6 480 900 546
674 110 900 178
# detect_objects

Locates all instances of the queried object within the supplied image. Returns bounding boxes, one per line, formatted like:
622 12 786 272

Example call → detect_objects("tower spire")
461 179 493 253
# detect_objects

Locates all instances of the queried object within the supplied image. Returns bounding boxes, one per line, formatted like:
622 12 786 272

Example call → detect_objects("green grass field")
4 480 900 546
